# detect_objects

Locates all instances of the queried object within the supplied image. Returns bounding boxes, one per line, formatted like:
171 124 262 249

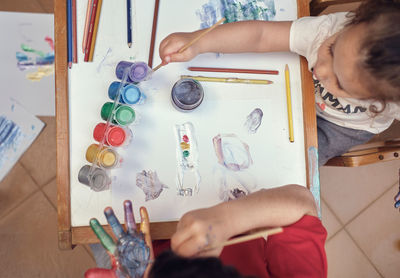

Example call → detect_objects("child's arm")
159 20 292 64
171 184 317 257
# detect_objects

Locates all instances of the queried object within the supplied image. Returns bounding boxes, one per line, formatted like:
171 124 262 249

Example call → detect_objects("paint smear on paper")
97 48 113 73
174 122 201 196
213 134 253 171
196 0 276 28
0 116 22 169
308 146 321 218
44 36 54 50
136 170 168 201
26 65 54 81
244 108 263 134
214 166 256 201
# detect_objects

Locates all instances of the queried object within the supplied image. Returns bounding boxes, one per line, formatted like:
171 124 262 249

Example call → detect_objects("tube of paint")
78 165 111 192
116 61 152 83
93 122 132 147
101 102 136 126
171 78 204 112
85 144 121 169
108 81 144 105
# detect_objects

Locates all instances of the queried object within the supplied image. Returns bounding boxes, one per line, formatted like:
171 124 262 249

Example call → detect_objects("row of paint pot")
78 61 151 191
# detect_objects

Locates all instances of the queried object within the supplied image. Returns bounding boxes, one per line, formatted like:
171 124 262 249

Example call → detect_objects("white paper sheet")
0 12 55 116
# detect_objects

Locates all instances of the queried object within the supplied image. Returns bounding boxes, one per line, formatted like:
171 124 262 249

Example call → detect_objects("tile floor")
1 1 400 277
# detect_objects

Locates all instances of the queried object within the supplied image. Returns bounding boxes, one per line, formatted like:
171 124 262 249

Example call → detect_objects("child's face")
313 24 371 99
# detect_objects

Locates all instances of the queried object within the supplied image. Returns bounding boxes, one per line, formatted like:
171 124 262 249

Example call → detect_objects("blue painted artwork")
0 98 44 181
196 0 276 28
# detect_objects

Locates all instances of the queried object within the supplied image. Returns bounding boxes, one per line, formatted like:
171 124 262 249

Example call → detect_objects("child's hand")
171 206 231 258
159 32 200 65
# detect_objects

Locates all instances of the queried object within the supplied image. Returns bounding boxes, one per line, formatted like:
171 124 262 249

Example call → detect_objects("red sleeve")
265 215 327 278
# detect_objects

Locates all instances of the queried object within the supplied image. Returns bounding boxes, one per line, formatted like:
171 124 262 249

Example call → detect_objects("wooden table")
55 0 317 250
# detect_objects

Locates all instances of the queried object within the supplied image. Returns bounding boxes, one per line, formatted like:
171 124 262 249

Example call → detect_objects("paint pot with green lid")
171 78 204 112
78 165 111 192
101 102 136 126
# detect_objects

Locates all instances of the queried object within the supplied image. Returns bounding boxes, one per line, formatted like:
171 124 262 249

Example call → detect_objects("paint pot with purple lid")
78 165 111 192
116 61 152 83
108 81 144 105
171 78 204 112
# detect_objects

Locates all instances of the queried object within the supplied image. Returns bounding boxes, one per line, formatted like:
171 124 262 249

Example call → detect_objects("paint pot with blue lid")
116 61 152 83
108 81 143 105
171 78 204 112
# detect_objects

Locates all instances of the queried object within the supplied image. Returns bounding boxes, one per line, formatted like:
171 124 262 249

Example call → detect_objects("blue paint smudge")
308 146 321 219
196 0 276 28
31 125 35 130
11 105 15 112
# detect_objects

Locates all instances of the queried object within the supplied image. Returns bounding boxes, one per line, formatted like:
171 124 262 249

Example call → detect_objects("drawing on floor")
196 0 276 28
174 122 201 196
244 108 263 134
16 37 55 81
136 170 168 201
0 98 44 182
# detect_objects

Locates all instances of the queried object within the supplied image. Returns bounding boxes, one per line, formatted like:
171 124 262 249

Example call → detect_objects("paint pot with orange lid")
93 123 132 147
78 165 111 192
85 144 121 169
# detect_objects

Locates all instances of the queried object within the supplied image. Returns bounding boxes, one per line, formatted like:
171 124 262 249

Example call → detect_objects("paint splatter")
244 108 263 134
26 65 54 81
174 122 201 196
213 134 253 171
196 0 276 28
136 170 168 201
0 116 22 169
21 43 45 57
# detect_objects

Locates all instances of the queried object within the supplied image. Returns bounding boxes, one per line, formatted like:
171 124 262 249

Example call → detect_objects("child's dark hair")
347 0 400 106
148 250 253 278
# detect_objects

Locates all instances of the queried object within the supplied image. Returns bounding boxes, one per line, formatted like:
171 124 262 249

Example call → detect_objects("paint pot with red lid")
93 122 132 147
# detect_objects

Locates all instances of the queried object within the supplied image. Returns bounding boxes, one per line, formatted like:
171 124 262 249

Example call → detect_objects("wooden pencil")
67 0 72 68
148 0 160 68
127 0 132 48
153 17 226 72
201 227 283 252
82 0 93 53
285 64 294 142
72 0 77 63
180 75 273 85
188 67 279 75
84 0 99 62
88 0 102 61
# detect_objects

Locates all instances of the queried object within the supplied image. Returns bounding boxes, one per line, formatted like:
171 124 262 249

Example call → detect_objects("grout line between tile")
83 244 96 263
0 188 41 221
343 181 398 226
19 161 56 189
343 228 384 278
40 178 57 211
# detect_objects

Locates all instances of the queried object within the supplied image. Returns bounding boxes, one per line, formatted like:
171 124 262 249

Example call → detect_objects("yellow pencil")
181 75 273 85
88 0 102 61
285 64 294 142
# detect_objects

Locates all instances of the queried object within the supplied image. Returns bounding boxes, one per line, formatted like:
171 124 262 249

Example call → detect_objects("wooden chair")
309 0 400 167
310 0 363 15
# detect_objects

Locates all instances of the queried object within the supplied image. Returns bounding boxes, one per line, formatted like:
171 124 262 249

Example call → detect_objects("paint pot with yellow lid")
78 165 111 192
85 144 120 169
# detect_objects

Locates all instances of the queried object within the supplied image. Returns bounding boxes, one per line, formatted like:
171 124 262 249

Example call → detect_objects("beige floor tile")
346 184 400 278
321 199 342 240
0 163 38 218
0 0 44 13
42 178 57 208
320 160 400 224
0 191 96 277
326 230 381 278
20 116 56 187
